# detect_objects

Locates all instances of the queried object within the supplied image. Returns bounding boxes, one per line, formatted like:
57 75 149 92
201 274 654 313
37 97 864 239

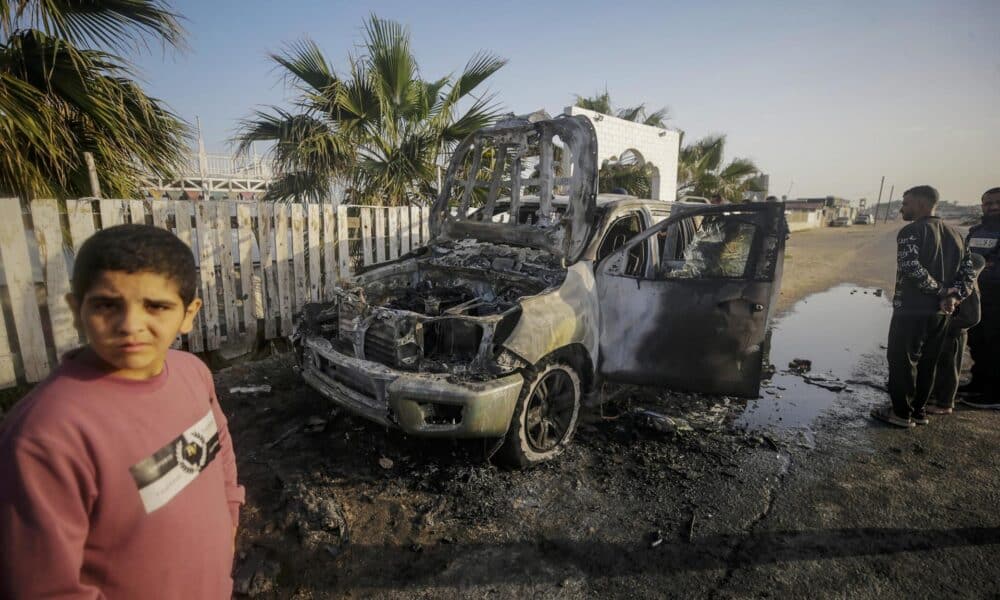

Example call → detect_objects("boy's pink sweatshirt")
0 349 245 599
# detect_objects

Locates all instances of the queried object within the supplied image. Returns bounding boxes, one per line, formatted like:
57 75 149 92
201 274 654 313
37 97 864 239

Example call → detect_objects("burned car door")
595 203 787 397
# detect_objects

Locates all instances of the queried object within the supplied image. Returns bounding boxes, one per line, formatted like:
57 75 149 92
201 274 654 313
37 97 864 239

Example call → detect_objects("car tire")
498 360 582 468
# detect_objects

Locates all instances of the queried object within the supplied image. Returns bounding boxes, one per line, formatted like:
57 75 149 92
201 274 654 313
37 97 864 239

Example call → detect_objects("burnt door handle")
751 303 765 312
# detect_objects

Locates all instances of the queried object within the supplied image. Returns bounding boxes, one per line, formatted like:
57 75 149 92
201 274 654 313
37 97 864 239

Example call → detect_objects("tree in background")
0 0 189 199
677 134 762 202
574 89 669 128
236 15 507 205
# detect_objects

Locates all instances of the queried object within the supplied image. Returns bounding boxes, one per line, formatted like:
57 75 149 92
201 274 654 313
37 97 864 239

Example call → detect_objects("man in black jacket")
959 187 1000 408
871 185 976 428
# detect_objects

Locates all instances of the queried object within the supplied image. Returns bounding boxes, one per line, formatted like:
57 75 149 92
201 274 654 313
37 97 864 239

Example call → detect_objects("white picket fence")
0 198 430 389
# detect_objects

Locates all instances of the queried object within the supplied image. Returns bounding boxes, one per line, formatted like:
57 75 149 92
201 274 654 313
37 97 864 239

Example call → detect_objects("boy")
0 224 244 598
926 253 987 414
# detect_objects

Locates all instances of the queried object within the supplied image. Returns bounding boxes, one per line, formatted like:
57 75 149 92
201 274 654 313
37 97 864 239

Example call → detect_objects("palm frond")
643 107 669 128
616 104 645 122
3 0 185 52
270 38 338 94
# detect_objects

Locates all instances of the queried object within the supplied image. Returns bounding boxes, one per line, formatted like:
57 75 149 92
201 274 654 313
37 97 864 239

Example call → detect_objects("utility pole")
884 185 895 223
873 176 885 226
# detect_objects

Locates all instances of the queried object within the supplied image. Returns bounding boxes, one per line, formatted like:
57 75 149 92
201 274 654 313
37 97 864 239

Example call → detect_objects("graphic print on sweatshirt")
128 408 221 513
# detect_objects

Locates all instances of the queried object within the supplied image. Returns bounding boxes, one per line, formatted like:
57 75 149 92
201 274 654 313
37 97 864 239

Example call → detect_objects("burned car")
294 115 787 466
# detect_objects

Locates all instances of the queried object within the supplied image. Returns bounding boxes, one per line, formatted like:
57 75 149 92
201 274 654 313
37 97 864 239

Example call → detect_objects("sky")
133 0 1000 205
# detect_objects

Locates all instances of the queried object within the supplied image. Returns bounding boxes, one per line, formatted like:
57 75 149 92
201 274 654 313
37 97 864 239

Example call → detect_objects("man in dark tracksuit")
871 185 976 428
960 187 1000 408
927 253 986 414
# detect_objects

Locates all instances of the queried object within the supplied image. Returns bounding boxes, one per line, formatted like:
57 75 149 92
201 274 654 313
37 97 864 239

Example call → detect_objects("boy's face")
67 270 201 380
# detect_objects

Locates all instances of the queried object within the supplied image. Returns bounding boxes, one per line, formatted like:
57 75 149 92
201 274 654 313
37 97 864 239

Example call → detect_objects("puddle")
737 284 892 432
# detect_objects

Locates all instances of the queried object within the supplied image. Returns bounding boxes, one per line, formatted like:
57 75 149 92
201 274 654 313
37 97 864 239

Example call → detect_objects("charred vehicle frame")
294 115 787 465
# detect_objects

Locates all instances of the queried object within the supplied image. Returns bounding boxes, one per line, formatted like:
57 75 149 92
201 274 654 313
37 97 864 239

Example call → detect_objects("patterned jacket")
893 216 976 314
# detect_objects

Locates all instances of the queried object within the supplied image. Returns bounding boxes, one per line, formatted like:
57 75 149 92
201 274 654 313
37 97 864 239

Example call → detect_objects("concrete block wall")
564 106 680 201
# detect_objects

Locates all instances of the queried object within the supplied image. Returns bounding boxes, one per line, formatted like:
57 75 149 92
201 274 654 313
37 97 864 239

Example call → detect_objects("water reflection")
738 284 892 432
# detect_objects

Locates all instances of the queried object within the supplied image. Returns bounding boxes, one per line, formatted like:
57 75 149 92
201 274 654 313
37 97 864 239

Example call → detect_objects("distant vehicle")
831 216 853 227
854 214 874 225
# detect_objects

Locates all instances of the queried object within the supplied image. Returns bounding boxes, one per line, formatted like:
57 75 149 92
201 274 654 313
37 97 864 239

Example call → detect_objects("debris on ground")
632 409 694 435
378 456 395 470
229 385 272 395
802 373 850 392
788 358 812 373
281 478 349 552
648 529 664 548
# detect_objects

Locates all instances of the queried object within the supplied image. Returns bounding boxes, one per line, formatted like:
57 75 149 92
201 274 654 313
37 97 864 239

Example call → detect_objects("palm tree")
574 89 669 128
677 135 762 202
0 0 189 199
236 16 507 205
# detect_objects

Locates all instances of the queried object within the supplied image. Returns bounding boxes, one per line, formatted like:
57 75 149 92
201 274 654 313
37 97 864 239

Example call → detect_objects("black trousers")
967 302 999 399
887 311 949 419
932 329 966 409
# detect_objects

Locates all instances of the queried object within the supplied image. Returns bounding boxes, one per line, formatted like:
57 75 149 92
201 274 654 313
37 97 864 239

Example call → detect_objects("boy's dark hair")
72 224 198 305
983 187 1000 199
904 185 939 206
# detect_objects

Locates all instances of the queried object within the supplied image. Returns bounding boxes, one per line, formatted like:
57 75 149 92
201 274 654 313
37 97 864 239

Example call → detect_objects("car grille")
364 320 398 367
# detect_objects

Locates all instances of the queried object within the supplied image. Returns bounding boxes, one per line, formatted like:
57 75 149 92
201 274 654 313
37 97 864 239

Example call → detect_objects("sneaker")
959 398 1000 410
870 406 915 428
911 411 930 425
925 405 953 415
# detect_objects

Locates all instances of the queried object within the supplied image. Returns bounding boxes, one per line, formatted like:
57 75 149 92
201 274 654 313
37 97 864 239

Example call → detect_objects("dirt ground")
218 220 999 599
775 223 900 315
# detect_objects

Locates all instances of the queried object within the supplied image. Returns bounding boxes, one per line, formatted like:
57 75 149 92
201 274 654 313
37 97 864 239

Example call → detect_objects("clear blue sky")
134 0 1000 205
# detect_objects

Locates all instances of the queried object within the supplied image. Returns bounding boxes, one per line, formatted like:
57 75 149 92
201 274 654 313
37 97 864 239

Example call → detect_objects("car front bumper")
299 336 523 438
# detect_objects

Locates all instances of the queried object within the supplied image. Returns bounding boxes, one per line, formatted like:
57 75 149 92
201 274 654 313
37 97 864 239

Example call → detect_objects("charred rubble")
296 240 565 379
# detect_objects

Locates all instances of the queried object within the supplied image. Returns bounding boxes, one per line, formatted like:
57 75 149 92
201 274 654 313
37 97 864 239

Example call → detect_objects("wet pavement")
738 284 892 433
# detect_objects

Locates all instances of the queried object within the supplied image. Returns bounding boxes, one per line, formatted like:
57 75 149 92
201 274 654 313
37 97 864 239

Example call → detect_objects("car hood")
429 115 598 264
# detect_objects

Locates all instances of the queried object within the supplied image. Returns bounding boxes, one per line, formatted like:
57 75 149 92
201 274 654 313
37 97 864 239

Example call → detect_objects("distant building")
783 199 826 232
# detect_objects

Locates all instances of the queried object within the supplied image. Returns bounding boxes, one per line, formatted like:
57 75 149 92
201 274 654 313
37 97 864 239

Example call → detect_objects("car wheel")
498 361 582 467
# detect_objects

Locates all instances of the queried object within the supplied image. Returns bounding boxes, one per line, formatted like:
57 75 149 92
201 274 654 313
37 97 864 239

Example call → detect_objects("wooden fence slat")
0 202 50 381
323 204 336 299
215 201 239 342
99 198 123 227
374 207 386 263
409 205 421 249
274 204 292 335
32 199 78 359
151 200 170 229
291 204 307 313
258 202 277 340
387 206 399 259
196 203 220 350
360 207 374 266
337 205 350 280
173 202 203 352
67 199 96 253
400 206 411 255
128 199 146 225
307 204 321 303
236 204 256 339
421 207 430 243
0 278 16 387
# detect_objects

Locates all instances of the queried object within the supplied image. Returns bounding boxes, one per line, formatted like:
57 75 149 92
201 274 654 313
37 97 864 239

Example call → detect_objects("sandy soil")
776 223 900 314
